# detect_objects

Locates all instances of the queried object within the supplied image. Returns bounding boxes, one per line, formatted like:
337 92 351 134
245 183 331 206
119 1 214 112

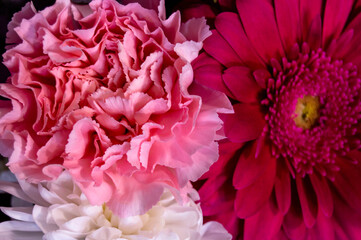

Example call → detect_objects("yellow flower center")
294 95 320 129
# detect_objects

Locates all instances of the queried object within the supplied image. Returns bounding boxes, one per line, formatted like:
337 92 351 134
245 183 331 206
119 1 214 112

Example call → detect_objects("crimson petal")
322 0 353 48
203 30 242 67
222 66 261 103
244 198 283 240
234 148 276 218
333 160 361 216
299 0 322 40
295 176 318 228
221 103 266 143
193 53 235 98
215 12 265 69
274 159 291 214
274 0 301 54
309 173 334 217
236 0 285 62
233 140 273 190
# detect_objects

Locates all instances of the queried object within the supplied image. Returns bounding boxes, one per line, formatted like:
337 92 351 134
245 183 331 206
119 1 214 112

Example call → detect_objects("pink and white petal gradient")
0 0 232 217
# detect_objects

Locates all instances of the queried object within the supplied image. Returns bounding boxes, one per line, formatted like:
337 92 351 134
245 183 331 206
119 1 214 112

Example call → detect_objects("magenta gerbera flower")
192 0 361 239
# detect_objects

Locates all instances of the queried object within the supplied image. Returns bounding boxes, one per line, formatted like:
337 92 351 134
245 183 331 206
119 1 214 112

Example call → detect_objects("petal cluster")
0 171 232 240
0 0 231 217
190 0 361 239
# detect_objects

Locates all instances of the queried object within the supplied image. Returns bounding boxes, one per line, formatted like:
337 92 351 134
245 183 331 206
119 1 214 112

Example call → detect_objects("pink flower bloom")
191 0 361 239
0 0 232 217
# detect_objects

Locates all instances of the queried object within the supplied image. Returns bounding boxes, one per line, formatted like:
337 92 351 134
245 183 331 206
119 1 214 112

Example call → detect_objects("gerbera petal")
283 203 307 240
307 15 322 50
327 30 354 60
309 210 336 240
203 30 242 67
333 194 361 240
322 0 353 48
299 0 322 40
244 198 283 240
199 175 233 216
193 53 235 98
236 0 285 62
215 12 265 69
295 176 318 228
233 141 273 190
309 173 334 217
333 160 361 215
274 160 291 214
221 103 266 143
201 140 244 179
274 0 301 54
222 66 262 103
234 150 276 218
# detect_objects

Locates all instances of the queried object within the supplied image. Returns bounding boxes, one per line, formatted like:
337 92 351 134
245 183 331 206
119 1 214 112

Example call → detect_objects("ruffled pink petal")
236 0 285 62
215 12 264 69
6 2 36 48
222 66 261 103
180 17 211 43
221 103 265 143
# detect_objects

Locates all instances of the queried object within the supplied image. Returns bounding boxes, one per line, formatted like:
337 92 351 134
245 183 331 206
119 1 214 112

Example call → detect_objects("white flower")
0 171 231 240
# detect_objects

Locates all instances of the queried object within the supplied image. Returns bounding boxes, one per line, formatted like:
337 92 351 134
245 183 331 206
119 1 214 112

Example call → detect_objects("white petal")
0 221 41 232
0 181 35 203
44 230 78 240
0 231 43 240
61 216 98 233
155 231 180 240
0 207 34 222
199 222 232 240
85 227 123 240
33 205 59 233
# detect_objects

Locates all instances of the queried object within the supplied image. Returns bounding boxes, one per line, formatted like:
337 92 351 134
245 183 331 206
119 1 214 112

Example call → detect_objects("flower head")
191 0 361 239
0 171 232 240
0 0 232 217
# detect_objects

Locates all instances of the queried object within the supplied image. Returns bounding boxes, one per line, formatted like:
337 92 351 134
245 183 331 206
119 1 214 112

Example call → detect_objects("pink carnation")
0 0 232 217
